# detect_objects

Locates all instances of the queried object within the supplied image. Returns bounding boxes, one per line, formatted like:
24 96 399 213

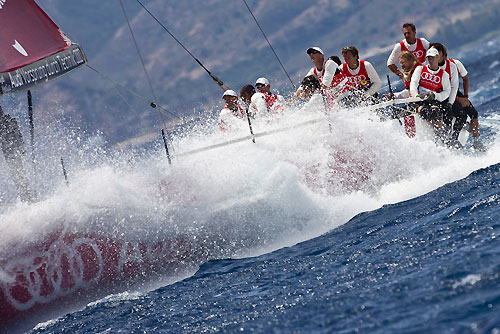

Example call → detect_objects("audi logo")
421 72 441 83
2 238 103 311
347 75 367 85
413 50 424 59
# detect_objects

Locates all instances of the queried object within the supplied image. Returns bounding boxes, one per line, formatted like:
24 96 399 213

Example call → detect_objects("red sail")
0 0 70 73
0 0 86 95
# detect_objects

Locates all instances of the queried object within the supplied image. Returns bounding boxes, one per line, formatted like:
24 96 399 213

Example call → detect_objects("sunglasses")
256 84 265 88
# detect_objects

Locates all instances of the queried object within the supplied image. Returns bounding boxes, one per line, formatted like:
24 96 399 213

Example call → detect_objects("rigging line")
134 0 230 91
119 0 170 129
242 0 296 90
39 0 180 121
85 64 180 120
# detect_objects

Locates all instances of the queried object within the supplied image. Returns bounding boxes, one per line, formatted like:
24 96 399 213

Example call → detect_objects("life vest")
224 105 246 119
263 93 283 113
313 61 327 84
218 105 246 131
312 59 343 88
313 60 334 87
444 58 460 79
400 38 426 64
340 60 370 91
418 66 444 93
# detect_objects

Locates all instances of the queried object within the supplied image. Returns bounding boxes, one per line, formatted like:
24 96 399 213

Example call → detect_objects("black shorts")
418 101 446 122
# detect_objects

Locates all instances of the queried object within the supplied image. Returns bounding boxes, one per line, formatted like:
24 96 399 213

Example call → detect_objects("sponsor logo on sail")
0 0 7 10
12 40 28 57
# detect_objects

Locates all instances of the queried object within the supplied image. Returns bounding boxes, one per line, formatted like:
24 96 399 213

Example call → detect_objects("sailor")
339 46 382 103
303 47 342 91
250 77 285 115
431 43 485 150
452 60 485 150
383 51 420 100
387 22 430 80
0 106 34 202
239 84 256 117
218 90 246 131
409 48 451 131
287 75 322 105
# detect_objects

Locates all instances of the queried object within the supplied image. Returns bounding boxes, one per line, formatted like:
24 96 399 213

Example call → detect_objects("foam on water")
1 98 500 267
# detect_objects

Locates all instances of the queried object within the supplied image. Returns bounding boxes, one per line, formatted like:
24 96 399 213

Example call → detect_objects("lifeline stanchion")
161 129 172 165
245 108 256 143
60 157 69 186
387 75 403 125
27 90 38 199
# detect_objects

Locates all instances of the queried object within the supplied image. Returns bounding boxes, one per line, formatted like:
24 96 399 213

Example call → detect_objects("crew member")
240 84 256 117
452 59 485 150
340 46 382 102
383 51 420 100
296 48 347 110
0 106 34 202
287 75 322 106
387 23 430 81
303 47 339 90
250 77 285 115
409 48 451 131
382 51 421 138
431 43 485 150
218 90 246 131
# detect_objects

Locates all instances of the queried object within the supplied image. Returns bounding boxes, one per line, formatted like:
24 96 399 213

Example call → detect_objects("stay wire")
119 0 170 129
85 64 180 120
242 0 296 90
134 0 230 91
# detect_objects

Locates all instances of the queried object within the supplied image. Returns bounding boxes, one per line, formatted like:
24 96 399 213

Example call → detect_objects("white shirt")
452 58 468 77
306 59 338 87
342 60 382 97
393 89 410 99
249 92 285 116
438 60 459 103
410 65 451 102
218 106 246 130
387 38 430 66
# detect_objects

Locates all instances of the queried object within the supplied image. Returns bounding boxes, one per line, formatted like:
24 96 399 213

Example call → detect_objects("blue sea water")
34 164 500 334
2 37 499 333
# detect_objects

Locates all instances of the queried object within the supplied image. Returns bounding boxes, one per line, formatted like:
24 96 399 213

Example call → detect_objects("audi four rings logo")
413 50 424 59
348 75 367 85
421 72 441 83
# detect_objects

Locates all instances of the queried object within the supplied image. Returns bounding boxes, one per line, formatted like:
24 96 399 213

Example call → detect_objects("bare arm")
387 43 404 79
388 64 404 80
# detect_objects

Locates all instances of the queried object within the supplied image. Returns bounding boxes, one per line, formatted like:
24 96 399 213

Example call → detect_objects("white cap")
255 77 270 86
222 89 238 98
306 47 324 55
426 48 439 57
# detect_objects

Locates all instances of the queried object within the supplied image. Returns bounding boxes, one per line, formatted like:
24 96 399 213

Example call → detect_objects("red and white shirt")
387 37 430 66
410 65 451 102
218 105 247 131
249 92 285 116
306 58 339 87
339 60 382 96
440 59 460 103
